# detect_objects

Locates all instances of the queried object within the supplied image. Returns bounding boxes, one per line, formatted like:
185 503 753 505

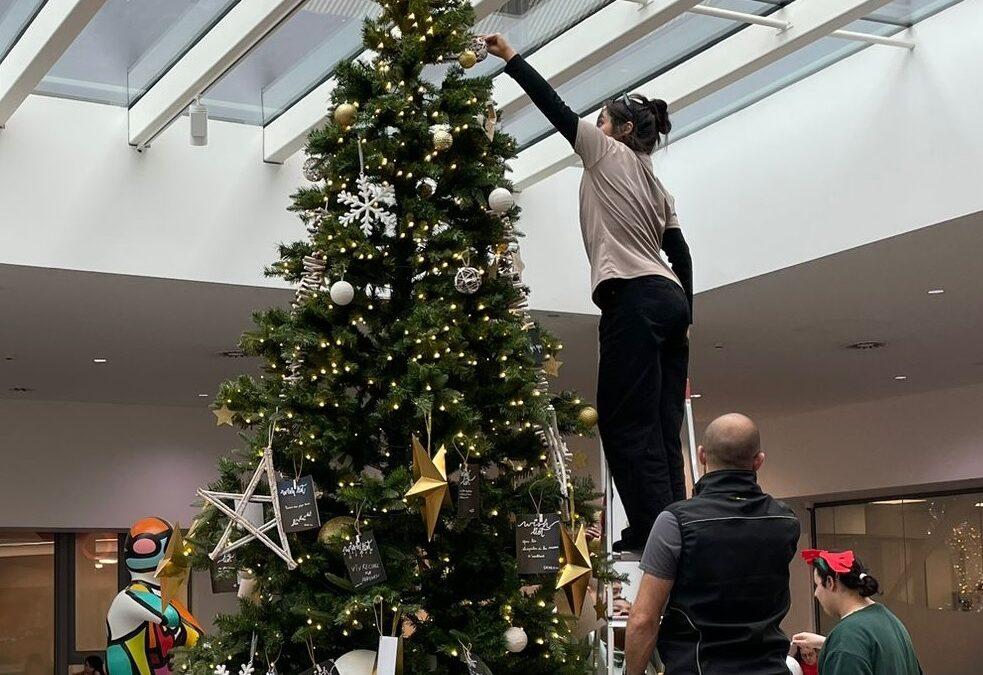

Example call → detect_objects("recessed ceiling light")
93 358 108 363
197 393 209 398
8 386 33 393
927 289 945 295
871 498 926 505
690 393 703 399
976 502 983 508
894 375 908 381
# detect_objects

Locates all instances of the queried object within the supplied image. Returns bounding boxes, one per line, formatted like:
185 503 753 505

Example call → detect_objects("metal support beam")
493 0 701 118
689 3 791 31
510 0 892 190
262 0 508 164
128 0 305 150
0 0 107 128
832 28 915 49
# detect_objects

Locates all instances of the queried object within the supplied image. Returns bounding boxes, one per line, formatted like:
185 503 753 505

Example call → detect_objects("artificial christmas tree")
178 1 609 672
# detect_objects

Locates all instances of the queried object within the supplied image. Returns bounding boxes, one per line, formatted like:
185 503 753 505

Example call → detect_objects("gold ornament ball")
433 128 453 151
578 406 599 428
458 50 478 69
317 516 356 544
333 103 357 128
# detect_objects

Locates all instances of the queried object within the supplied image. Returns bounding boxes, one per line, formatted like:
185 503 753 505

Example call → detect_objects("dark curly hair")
812 554 880 598
604 92 671 154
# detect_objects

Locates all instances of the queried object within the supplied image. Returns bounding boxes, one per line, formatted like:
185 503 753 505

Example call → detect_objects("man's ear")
697 445 707 467
752 451 766 472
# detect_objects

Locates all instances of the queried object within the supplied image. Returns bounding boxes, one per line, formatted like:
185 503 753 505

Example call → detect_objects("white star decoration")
337 174 397 236
198 446 297 570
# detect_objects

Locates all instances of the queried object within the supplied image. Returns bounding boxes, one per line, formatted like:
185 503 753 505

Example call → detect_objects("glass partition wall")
0 530 142 675
814 491 983 675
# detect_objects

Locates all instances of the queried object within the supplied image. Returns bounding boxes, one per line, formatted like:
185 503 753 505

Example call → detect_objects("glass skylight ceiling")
468 0 615 80
203 0 380 126
508 0 964 151
0 0 44 64
32 0 236 107
502 0 776 148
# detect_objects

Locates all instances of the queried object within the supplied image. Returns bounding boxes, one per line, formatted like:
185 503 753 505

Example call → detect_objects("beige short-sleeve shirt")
574 118 682 294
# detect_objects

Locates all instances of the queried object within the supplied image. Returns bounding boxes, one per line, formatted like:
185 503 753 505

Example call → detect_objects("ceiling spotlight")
927 289 945 295
190 97 208 146
690 393 703 399
894 375 908 381
197 393 209 398
93 358 108 363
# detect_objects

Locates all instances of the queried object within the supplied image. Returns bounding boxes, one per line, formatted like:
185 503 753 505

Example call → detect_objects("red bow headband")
802 549 855 574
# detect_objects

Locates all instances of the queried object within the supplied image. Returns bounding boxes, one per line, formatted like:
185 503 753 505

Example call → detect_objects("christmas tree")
179 1 607 672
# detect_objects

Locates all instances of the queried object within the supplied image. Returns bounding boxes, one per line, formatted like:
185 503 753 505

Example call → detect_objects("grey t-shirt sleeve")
639 511 682 580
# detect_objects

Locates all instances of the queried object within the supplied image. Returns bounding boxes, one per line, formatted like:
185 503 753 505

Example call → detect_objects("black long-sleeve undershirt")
504 53 693 321
663 228 693 322
503 54 579 147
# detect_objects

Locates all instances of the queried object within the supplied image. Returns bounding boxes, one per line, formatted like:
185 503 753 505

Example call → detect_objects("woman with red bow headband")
793 549 922 674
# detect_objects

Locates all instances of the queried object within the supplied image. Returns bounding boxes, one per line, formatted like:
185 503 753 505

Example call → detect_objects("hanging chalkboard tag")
516 512 562 575
276 475 320 533
343 530 387 589
209 551 238 593
456 464 480 523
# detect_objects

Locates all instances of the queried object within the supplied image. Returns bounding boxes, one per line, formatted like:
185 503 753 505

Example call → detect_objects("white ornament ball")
488 187 515 214
504 626 528 653
454 266 482 294
333 649 376 674
330 280 355 305
389 25 402 40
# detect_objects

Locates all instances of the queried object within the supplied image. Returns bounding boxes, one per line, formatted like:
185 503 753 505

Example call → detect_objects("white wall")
518 0 983 314
757 380 983 501
0 94 302 288
0 398 230 529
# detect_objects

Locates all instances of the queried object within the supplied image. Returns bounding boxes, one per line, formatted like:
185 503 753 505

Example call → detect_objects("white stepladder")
594 387 700 674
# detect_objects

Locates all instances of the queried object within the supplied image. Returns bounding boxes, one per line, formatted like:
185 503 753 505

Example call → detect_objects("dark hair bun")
858 573 880 598
651 99 671 136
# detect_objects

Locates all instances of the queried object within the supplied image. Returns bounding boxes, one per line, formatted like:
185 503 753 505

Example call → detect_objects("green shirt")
820 603 921 675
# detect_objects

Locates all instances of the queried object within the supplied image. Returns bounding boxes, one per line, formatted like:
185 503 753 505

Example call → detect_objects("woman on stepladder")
485 34 694 554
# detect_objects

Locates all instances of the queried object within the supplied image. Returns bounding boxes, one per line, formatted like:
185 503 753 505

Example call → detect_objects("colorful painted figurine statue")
107 517 203 675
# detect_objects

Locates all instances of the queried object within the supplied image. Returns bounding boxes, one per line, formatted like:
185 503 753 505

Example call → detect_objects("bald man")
625 414 800 675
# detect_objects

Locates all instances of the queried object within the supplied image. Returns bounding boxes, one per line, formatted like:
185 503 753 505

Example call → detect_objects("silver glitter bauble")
416 177 437 197
454 266 482 294
469 36 488 63
302 157 323 182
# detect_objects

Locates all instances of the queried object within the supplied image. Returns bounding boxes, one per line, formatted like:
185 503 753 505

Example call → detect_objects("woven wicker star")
198 445 297 569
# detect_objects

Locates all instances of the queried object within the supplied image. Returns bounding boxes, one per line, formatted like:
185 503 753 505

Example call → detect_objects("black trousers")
595 275 690 548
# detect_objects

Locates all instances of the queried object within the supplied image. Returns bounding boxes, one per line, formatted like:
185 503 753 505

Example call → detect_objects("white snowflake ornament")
337 174 397 237
213 666 229 675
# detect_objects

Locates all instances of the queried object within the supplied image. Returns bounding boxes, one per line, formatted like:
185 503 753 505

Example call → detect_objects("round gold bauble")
333 102 357 128
432 128 453 151
578 406 599 428
317 516 356 544
458 50 478 69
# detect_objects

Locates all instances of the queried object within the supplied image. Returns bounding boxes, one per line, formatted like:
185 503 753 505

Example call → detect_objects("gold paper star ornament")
405 436 451 540
556 523 593 617
212 404 234 426
155 522 190 609
543 355 563 378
